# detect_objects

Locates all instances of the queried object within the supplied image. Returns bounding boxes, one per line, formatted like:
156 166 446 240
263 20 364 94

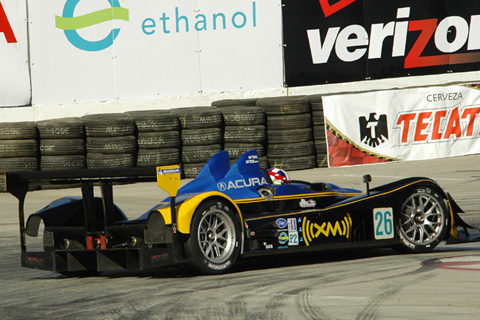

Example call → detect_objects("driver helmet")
268 168 290 185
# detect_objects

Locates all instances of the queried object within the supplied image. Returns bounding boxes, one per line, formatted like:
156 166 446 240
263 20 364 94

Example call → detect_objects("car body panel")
4 149 479 274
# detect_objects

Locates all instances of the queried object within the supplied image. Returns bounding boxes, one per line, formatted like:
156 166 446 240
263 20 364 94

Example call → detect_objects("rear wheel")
397 187 449 253
185 199 241 274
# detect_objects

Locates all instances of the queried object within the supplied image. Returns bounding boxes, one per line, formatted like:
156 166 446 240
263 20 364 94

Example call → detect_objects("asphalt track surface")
1 155 480 319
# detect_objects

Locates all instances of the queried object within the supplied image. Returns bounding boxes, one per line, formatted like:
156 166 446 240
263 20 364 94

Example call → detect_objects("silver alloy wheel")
197 208 236 264
400 191 445 245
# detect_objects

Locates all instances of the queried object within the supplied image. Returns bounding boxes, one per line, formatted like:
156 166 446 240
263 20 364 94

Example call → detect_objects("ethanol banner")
0 0 30 107
283 0 480 86
323 84 480 167
28 0 283 105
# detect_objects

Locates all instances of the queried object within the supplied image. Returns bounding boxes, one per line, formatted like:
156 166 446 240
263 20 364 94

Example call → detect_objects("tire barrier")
0 122 38 172
82 113 136 169
126 110 181 168
172 107 224 178
218 105 268 170
37 118 86 171
256 96 316 171
0 95 329 182
308 94 328 168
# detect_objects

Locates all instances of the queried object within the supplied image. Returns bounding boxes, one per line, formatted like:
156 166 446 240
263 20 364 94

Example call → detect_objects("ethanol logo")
55 0 129 51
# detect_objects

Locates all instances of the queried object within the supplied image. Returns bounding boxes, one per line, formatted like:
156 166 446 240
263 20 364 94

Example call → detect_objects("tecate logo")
307 7 480 68
56 0 129 51
217 177 268 191
394 104 480 145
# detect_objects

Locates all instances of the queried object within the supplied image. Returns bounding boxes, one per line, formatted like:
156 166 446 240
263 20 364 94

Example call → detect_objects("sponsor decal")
217 177 268 191
288 231 299 246
302 214 352 246
288 218 299 246
278 232 288 245
157 168 181 175
56 0 129 51
394 103 480 145
359 113 388 148
263 242 273 249
299 199 317 208
207 260 232 271
0 1 16 43
288 218 297 232
288 218 300 246
276 218 288 229
246 154 259 164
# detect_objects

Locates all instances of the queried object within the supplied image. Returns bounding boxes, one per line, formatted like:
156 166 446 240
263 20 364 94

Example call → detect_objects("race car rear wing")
1 167 194 274
1 167 158 251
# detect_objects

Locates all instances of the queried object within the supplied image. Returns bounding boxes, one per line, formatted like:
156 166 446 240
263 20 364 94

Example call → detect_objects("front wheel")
184 199 241 274
396 187 449 253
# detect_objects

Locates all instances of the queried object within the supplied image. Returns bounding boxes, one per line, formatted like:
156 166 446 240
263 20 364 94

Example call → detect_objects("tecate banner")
28 0 283 105
0 0 30 107
282 0 480 86
323 84 480 167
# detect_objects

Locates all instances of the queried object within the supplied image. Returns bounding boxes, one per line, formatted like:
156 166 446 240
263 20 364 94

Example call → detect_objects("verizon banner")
323 84 480 167
283 0 480 86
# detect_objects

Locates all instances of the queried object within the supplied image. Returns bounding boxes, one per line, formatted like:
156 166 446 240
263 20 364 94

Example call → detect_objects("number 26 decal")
373 208 394 240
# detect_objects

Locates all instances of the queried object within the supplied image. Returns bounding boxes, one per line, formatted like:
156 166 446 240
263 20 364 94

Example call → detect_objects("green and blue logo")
55 0 129 52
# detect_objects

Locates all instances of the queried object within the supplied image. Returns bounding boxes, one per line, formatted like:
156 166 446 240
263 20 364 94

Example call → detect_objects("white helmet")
268 168 290 185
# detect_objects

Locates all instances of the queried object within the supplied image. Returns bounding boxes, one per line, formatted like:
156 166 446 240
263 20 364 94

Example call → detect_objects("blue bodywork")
139 150 361 220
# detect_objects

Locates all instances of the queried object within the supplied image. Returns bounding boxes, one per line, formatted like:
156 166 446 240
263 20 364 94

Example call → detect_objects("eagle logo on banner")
359 113 389 148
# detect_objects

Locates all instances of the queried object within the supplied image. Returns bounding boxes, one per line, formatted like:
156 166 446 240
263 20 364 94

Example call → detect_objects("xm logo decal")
359 113 389 148
302 214 352 246
55 0 129 51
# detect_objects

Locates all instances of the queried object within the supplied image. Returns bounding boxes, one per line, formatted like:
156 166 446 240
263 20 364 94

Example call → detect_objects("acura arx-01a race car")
4 150 480 275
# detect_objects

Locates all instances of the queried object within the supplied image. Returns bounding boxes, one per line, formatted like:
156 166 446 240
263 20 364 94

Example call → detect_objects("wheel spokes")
400 192 445 246
197 209 235 263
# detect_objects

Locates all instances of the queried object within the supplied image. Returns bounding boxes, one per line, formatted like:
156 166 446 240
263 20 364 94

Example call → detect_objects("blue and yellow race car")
4 150 479 275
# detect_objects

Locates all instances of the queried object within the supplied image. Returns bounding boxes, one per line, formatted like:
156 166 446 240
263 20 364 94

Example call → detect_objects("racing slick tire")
395 186 449 253
184 199 241 274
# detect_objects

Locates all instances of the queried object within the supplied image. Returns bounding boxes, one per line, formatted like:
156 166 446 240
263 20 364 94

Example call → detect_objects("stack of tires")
0 122 38 172
218 105 268 169
126 110 181 167
37 118 85 171
257 96 316 171
308 95 328 167
82 113 136 169
173 107 223 178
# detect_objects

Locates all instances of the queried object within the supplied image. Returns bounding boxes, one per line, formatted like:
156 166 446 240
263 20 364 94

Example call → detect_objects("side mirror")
363 174 372 196
258 186 275 201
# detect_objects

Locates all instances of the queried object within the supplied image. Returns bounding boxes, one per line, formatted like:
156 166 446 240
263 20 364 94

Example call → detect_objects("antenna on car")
363 174 372 196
